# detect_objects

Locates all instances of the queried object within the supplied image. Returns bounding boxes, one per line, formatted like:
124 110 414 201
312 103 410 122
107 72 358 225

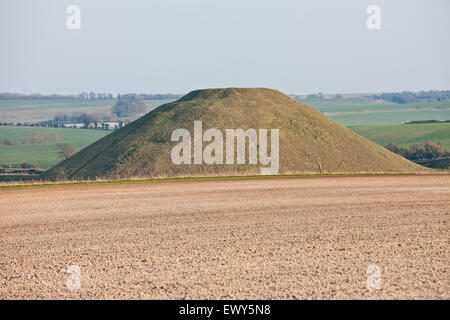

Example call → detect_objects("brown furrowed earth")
0 175 449 299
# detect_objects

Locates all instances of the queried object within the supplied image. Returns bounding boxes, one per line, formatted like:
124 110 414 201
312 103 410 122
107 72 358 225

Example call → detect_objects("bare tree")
56 143 76 160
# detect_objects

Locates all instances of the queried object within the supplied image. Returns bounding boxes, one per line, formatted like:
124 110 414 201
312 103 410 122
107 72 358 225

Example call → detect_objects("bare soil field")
0 175 449 299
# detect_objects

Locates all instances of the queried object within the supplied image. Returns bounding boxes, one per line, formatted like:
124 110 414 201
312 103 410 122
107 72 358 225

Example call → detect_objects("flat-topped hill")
42 88 425 180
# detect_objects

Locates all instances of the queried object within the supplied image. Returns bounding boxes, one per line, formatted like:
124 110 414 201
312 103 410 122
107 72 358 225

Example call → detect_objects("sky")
0 0 449 95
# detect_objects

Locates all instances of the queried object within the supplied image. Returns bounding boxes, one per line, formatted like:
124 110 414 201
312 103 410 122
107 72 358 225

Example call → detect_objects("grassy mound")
42 88 426 180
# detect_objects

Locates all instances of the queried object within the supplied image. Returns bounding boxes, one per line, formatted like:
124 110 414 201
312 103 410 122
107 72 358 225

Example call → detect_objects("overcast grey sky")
0 0 449 95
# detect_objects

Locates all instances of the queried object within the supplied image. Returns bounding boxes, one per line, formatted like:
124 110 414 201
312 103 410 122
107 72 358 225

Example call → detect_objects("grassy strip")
0 172 430 190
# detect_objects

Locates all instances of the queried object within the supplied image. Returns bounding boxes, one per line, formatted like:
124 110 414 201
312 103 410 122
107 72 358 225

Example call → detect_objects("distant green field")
301 98 449 112
0 99 117 112
298 98 450 126
0 126 110 166
350 123 450 150
328 109 450 126
0 98 175 167
0 99 176 123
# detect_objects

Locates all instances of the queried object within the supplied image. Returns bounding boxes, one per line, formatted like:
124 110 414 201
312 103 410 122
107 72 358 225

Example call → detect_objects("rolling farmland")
0 99 175 123
299 98 450 126
0 99 175 166
1 94 449 171
0 126 110 166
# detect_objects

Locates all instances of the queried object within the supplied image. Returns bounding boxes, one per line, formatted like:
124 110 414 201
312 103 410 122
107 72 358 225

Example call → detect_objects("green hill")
42 88 426 180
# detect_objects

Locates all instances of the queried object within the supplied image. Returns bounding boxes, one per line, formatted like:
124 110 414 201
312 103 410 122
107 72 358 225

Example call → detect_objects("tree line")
0 92 183 100
385 141 450 162
368 90 450 104
0 132 64 147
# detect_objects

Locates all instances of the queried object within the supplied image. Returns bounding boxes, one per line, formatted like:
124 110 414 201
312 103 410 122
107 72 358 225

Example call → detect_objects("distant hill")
42 88 426 180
